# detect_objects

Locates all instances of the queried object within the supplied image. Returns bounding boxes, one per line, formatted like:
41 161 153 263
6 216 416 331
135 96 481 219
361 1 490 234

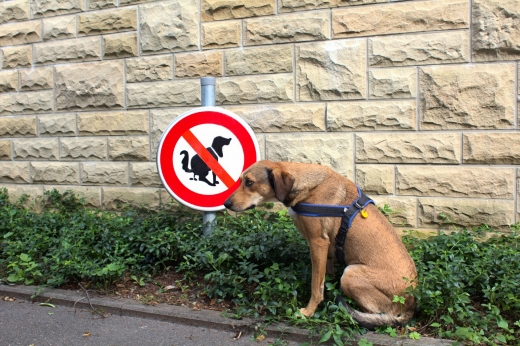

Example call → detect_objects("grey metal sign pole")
201 77 216 236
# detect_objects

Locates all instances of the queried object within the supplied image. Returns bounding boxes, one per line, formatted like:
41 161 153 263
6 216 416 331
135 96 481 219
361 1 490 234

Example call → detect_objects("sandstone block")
127 80 199 108
102 187 160 210
472 0 520 61
333 0 468 38
38 113 77 136
280 0 385 12
202 0 274 21
201 20 240 49
31 162 79 184
397 166 514 199
372 196 416 228
0 20 42 46
32 0 86 18
175 51 222 78
103 32 138 59
418 198 514 231
159 189 181 209
217 74 294 104
369 68 417 99
369 31 470 67
355 165 394 195
150 108 190 160
55 60 124 110
130 162 161 186
420 64 515 129
356 133 460 164
13 138 59 160
43 15 76 41
78 110 148 136
225 46 293 76
245 11 330 45
0 116 37 137
34 37 101 65
327 100 416 131
0 91 54 115
0 140 11 160
78 7 137 36
266 133 354 178
108 137 149 161
0 0 30 24
81 162 128 185
297 39 366 101
1 46 31 69
463 133 520 164
2 185 43 207
89 0 117 10
140 0 199 54
0 162 30 183
60 137 107 160
0 70 19 92
20 67 53 90
228 103 326 132
126 55 173 83
44 185 101 207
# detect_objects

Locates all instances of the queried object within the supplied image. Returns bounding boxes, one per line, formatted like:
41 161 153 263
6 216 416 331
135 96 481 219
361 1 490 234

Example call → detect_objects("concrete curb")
0 284 453 346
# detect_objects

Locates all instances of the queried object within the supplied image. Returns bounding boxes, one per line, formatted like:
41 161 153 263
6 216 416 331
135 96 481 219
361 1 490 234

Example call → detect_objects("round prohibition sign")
157 107 260 211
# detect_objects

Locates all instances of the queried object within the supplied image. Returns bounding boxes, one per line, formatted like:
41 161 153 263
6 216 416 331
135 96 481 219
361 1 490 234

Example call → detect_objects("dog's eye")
245 179 254 187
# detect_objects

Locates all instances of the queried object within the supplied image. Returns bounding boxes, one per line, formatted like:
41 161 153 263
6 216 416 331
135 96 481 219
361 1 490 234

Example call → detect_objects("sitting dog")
224 160 417 328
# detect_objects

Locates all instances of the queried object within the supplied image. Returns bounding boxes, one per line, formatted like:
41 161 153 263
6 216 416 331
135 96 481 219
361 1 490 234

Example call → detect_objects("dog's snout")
223 198 233 209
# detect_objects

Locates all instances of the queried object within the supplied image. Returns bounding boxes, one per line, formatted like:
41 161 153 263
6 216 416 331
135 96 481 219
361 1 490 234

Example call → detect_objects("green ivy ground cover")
1 189 519 345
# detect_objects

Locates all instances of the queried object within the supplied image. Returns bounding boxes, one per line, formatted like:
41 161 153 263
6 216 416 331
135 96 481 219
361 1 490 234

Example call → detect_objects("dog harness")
291 187 375 266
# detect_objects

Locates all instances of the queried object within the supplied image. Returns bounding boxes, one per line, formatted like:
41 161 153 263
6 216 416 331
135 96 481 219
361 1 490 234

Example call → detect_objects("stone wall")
0 0 519 232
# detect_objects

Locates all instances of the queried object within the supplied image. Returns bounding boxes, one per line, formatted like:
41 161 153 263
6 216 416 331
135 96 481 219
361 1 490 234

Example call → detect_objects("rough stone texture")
108 137 149 161
369 68 417 99
0 91 54 115
0 0 30 24
225 46 293 76
420 64 515 130
126 55 173 83
418 198 514 231
89 0 117 10
60 137 107 160
77 110 148 136
216 74 294 105
129 162 161 186
297 39 366 101
0 140 11 160
31 0 86 18
333 0 469 38
44 185 101 207
159 189 181 209
1 185 43 207
140 0 199 54
202 0 274 21
31 162 79 184
228 103 326 132
327 100 416 131
150 108 189 160
127 80 200 109
266 133 354 178
103 32 138 59
0 116 37 137
397 166 514 199
81 162 128 185
1 46 32 69
13 138 59 160
0 20 42 46
0 162 30 183
55 60 124 110
356 133 461 164
175 51 222 78
372 196 416 228
78 7 137 36
245 11 330 45
201 20 241 49
472 0 520 62
34 36 101 65
20 67 53 90
355 165 394 195
280 0 385 12
42 15 76 40
0 70 19 92
38 113 77 136
369 31 470 67
102 187 160 210
463 133 520 164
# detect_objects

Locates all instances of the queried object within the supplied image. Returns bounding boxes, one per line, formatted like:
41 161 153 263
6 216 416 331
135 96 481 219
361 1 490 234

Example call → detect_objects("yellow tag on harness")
360 209 368 218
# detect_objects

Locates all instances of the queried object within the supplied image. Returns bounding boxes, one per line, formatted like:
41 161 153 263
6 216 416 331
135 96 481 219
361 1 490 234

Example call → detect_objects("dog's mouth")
244 204 256 211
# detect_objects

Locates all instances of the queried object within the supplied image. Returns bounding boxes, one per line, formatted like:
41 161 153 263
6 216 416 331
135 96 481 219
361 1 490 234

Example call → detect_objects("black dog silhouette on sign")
180 136 231 186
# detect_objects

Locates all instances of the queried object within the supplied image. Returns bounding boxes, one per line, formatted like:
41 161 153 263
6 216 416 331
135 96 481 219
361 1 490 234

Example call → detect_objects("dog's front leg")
300 236 329 317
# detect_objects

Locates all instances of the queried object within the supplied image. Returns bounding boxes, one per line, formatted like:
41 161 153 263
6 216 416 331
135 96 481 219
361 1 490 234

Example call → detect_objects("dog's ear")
268 168 295 203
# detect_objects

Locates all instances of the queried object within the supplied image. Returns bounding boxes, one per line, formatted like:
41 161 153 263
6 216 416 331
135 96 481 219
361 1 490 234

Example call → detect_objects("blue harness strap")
291 187 375 266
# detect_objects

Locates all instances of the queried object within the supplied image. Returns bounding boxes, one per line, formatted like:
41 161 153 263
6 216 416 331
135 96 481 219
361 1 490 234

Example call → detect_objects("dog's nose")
223 199 233 209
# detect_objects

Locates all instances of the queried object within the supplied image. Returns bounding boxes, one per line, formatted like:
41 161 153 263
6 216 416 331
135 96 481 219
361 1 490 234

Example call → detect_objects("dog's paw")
299 307 315 317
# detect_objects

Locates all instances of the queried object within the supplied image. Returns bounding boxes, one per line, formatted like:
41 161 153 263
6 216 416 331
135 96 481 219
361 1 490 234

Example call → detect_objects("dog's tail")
180 150 192 173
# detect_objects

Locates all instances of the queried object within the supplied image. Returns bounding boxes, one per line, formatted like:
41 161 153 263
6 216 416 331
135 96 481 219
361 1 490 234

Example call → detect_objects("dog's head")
224 160 295 212
211 136 232 157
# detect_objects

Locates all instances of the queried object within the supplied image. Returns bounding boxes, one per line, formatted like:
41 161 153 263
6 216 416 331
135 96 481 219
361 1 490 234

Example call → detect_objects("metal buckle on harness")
354 201 363 209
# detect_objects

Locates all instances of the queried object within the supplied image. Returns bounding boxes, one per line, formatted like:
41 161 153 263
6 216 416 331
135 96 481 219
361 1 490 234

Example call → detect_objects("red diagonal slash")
181 129 235 188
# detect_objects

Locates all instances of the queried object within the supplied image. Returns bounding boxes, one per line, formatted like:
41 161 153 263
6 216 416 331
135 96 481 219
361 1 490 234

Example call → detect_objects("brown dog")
224 160 417 328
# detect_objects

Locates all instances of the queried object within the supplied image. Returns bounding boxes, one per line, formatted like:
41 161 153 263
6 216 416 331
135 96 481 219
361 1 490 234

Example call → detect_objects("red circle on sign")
157 108 259 211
